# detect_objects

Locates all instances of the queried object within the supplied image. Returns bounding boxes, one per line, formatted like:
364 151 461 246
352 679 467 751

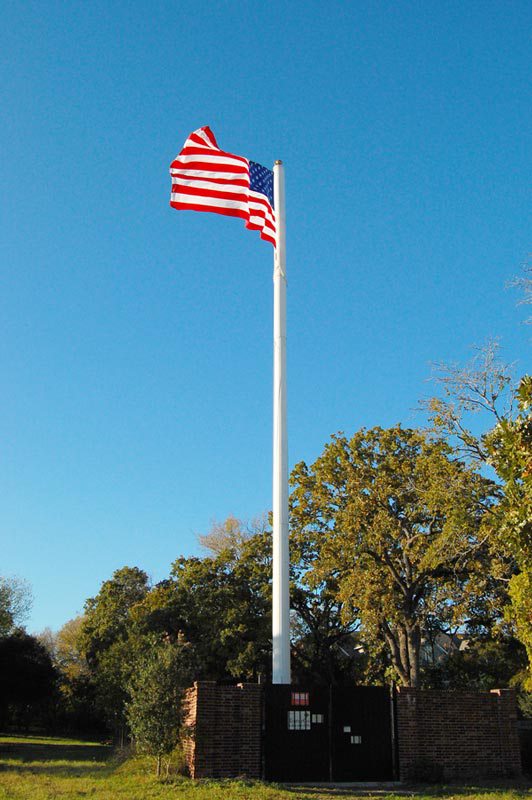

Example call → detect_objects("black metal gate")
263 685 396 782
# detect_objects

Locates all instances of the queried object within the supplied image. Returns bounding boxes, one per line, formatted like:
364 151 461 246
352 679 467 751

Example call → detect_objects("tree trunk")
384 622 421 687
156 755 161 777
398 625 411 684
406 625 421 688
382 623 409 686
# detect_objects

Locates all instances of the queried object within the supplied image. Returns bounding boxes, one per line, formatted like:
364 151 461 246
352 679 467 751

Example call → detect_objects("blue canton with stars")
249 160 274 208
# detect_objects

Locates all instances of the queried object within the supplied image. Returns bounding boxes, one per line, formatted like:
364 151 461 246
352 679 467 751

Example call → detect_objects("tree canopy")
424 344 532 689
0 576 32 637
78 566 151 734
0 630 57 729
290 425 502 687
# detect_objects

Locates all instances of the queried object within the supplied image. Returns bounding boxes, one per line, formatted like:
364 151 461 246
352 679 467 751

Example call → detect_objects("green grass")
0 734 530 800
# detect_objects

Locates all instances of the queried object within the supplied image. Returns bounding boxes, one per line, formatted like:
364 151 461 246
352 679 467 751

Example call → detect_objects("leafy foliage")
424 346 532 687
289 517 367 684
0 630 58 729
55 616 90 682
79 567 151 734
487 378 532 689
132 528 272 681
422 636 527 691
126 640 196 776
81 567 150 658
0 576 32 636
290 426 501 687
485 376 532 569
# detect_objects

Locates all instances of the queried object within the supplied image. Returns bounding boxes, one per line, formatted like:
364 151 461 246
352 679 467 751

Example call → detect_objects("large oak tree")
290 425 502 687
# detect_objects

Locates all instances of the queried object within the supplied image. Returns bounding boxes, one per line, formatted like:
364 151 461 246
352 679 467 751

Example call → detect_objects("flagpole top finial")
274 159 283 165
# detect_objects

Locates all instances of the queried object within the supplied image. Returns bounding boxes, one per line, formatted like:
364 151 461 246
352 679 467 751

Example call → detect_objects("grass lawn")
0 734 530 800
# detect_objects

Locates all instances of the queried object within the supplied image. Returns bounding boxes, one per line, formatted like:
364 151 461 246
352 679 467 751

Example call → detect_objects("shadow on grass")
0 761 110 777
281 782 532 797
0 740 113 775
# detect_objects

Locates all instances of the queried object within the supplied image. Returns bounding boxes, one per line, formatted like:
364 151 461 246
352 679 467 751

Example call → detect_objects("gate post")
328 684 333 782
390 683 399 781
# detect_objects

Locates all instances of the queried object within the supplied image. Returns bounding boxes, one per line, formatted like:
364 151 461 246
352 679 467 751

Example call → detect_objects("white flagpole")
272 160 291 685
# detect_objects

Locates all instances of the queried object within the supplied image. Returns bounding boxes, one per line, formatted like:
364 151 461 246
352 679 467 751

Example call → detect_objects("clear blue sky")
2 1 530 633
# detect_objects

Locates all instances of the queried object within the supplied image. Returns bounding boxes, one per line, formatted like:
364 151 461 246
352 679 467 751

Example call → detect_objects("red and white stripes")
170 127 276 246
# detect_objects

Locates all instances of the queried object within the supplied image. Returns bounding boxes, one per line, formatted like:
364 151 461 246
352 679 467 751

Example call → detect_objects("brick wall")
396 687 522 781
182 681 262 779
183 683 522 782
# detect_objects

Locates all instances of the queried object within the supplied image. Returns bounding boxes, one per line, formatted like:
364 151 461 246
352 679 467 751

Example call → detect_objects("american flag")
169 126 276 247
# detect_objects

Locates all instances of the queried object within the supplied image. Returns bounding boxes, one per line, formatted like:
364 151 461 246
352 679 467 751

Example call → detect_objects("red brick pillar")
181 682 201 777
181 681 262 779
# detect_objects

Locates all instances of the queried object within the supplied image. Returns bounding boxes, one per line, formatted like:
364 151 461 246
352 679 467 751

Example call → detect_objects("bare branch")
419 340 516 464
507 258 532 323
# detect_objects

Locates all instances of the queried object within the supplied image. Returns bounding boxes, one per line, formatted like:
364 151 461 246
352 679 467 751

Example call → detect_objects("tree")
509 260 532 324
131 529 272 682
289 581 365 684
487 376 532 686
289 518 367 684
79 567 150 736
0 630 58 729
423 346 532 685
422 635 528 692
485 376 532 564
197 513 268 556
55 616 90 682
290 426 501 687
421 341 515 463
131 514 363 685
37 617 108 734
0 576 32 636
80 567 150 659
126 639 196 777
36 627 57 660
